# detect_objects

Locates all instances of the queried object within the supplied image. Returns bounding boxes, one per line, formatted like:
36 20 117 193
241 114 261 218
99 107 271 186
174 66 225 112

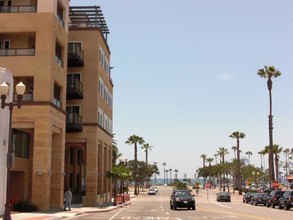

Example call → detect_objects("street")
71 186 293 220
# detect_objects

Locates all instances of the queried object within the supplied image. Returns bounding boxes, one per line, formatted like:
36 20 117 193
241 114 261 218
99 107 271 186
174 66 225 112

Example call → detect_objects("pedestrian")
64 188 72 211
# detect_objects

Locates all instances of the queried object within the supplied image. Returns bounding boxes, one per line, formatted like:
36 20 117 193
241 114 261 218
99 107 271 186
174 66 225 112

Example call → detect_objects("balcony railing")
13 93 33 102
67 43 84 67
0 5 37 13
0 48 35 56
66 112 82 132
55 55 64 67
52 98 62 108
67 75 83 99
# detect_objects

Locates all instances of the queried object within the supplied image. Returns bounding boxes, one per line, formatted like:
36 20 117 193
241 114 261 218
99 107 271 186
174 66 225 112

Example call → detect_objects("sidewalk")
1 200 132 220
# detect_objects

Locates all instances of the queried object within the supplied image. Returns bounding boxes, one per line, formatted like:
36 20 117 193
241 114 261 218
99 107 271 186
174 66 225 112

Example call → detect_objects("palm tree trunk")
268 78 275 183
275 155 279 182
236 139 242 195
134 144 138 195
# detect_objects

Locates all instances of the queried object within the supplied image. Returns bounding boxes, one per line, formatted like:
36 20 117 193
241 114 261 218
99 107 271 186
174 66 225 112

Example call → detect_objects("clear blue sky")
70 0 293 179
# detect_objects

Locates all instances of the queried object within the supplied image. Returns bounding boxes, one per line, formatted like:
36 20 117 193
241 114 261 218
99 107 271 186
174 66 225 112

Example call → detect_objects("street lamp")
0 81 26 220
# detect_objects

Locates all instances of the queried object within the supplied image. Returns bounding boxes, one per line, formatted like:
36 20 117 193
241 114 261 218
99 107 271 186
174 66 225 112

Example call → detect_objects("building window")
55 41 63 67
13 129 30 159
53 83 62 108
57 1 64 25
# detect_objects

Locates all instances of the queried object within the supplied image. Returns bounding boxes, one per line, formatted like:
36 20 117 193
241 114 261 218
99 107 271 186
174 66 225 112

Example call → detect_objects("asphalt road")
71 186 293 220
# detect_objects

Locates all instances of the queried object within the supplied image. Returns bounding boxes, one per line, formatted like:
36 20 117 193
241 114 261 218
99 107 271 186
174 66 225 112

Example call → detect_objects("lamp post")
0 81 26 220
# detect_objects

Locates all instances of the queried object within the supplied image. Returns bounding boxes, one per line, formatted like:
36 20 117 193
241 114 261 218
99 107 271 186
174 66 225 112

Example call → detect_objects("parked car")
217 191 231 202
278 190 293 210
243 192 255 203
250 193 267 206
170 189 196 210
266 190 285 208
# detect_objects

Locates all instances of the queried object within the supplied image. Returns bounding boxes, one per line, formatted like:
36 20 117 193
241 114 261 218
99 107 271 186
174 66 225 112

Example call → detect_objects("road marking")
109 208 126 220
197 207 272 220
210 201 232 209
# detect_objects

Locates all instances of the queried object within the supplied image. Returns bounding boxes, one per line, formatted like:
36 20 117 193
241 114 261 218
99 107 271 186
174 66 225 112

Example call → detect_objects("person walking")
64 188 72 211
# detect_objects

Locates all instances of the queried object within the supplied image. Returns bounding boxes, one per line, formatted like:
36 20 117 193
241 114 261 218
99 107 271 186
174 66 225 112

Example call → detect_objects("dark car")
250 193 267 206
278 190 293 210
266 190 285 208
217 191 231 202
243 192 255 203
170 189 196 210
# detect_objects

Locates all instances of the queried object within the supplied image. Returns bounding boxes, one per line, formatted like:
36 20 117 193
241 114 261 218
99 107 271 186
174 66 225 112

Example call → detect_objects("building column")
97 142 103 194
31 121 52 210
85 140 98 206
50 132 65 208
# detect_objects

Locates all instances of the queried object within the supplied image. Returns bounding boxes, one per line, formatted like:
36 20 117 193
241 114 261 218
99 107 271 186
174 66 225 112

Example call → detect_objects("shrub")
13 200 39 212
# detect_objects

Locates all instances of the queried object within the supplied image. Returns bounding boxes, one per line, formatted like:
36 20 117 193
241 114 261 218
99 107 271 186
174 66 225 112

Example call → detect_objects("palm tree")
169 169 172 183
165 170 169 185
229 131 245 194
257 65 281 182
231 146 237 159
246 151 253 165
200 154 207 167
162 162 167 184
214 154 218 164
125 135 145 195
217 147 229 190
206 158 213 166
141 143 153 165
258 150 264 171
283 148 290 177
217 147 229 163
174 169 179 180
272 144 282 181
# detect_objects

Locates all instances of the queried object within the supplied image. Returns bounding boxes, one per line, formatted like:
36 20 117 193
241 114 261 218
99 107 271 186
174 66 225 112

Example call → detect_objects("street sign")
205 183 210 189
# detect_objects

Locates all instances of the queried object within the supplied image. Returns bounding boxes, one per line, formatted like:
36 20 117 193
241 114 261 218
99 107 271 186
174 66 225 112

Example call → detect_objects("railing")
13 93 33 101
67 75 83 93
0 48 35 56
57 15 65 27
68 43 84 61
0 5 37 13
55 55 64 67
52 98 62 108
66 112 82 126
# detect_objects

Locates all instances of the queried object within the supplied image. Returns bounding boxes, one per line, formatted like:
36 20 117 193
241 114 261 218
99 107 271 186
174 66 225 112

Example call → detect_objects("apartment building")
65 6 113 206
0 0 113 211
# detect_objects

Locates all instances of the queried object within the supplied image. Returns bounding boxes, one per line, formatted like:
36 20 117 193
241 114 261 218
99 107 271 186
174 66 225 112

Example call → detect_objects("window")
4 40 10 49
53 83 62 107
55 41 63 66
66 105 80 114
13 129 30 159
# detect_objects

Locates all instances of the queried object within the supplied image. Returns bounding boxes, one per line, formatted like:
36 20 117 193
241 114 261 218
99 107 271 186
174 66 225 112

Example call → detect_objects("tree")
257 65 281 182
231 146 237 159
229 131 245 194
245 151 253 165
162 162 167 184
174 169 179 180
125 135 145 195
283 148 290 177
206 158 213 166
200 154 207 167
272 144 282 181
112 134 122 165
217 147 229 190
141 143 153 165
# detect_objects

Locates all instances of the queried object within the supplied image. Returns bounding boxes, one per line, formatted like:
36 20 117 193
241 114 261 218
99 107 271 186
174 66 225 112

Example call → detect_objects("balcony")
0 48 35 56
67 43 84 67
0 5 37 13
66 112 83 132
13 93 33 102
52 98 62 108
67 75 83 99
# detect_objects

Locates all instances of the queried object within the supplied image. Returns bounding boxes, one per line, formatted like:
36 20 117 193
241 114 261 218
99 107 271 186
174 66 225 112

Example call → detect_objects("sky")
70 0 293 179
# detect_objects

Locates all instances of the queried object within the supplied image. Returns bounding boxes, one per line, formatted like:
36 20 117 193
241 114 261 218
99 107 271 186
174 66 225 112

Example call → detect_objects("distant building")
0 1 113 210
